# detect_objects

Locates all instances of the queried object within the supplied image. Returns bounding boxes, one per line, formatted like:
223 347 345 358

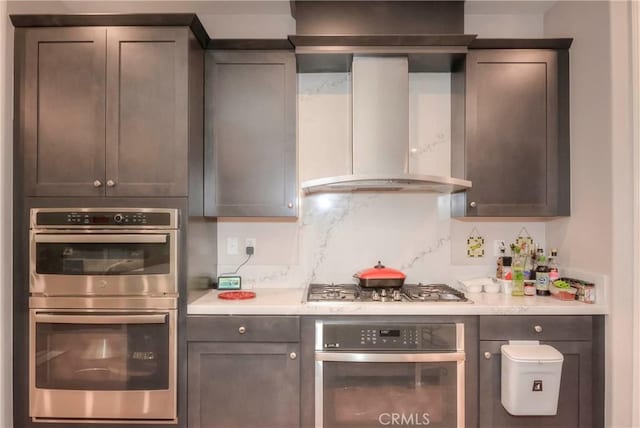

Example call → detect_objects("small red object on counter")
218 291 256 300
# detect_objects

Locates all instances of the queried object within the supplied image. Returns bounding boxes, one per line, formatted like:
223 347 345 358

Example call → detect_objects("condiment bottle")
535 251 550 296
502 256 512 280
524 280 536 296
548 249 560 282
511 256 525 296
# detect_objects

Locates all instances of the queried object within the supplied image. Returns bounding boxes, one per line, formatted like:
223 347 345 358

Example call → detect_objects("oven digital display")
379 329 400 337
90 216 110 224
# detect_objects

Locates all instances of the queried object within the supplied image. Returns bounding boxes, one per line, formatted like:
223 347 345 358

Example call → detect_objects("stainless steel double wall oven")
29 208 179 423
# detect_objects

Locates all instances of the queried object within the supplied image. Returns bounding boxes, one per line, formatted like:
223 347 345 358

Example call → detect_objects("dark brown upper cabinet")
204 51 297 217
16 26 203 200
19 27 107 197
452 49 570 217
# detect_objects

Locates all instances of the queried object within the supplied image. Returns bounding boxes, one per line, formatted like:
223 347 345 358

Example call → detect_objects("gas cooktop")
306 283 469 303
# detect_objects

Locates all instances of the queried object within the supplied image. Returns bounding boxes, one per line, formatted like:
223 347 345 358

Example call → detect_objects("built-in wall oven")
29 297 177 422
28 208 180 424
315 321 465 428
30 208 178 296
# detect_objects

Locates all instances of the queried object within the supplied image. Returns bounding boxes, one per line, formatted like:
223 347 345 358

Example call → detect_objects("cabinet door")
21 27 106 197
479 340 593 428
461 50 569 217
205 51 297 217
105 27 189 197
188 342 300 428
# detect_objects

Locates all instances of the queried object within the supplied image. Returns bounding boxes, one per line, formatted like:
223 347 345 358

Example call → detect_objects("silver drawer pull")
469 201 477 208
484 352 492 360
93 180 103 188
238 326 246 334
534 325 543 333
106 180 116 187
289 352 297 360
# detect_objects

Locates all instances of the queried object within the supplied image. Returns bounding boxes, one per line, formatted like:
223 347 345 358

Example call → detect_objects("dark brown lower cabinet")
479 340 593 428
188 342 300 428
478 314 604 428
187 315 301 428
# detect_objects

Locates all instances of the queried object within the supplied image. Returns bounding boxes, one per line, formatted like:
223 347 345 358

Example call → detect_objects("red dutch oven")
353 261 406 288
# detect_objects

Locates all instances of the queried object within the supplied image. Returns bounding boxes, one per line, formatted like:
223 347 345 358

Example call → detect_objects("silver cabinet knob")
93 180 103 188
534 325 543 333
484 352 492 360
289 352 297 360
106 180 116 187
287 202 294 209
238 326 246 334
470 201 477 208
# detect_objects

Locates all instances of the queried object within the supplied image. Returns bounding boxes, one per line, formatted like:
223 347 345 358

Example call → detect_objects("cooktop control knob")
380 289 387 297
393 290 402 301
372 290 381 301
113 213 124 223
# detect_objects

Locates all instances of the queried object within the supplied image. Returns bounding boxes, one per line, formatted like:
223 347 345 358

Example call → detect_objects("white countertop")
187 288 609 316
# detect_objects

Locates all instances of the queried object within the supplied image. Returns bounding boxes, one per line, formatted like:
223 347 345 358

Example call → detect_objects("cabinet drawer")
187 315 300 342
480 316 592 341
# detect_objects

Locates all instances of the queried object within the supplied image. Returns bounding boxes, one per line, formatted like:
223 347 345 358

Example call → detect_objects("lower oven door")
30 308 177 422
316 352 465 428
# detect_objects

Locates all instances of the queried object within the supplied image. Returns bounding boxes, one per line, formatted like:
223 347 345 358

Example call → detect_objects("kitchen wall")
6 0 296 38
544 2 634 427
464 0 556 38
1 0 11 427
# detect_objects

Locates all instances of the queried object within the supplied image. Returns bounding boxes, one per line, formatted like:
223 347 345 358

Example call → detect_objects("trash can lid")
501 344 564 363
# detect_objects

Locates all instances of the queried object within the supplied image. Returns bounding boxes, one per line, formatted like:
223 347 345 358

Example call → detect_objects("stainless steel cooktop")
306 283 469 303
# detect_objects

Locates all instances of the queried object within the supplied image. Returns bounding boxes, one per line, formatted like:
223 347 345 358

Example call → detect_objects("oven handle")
315 351 465 363
34 313 167 324
34 234 168 244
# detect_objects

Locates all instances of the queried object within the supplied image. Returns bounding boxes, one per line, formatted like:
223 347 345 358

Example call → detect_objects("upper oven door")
30 230 178 296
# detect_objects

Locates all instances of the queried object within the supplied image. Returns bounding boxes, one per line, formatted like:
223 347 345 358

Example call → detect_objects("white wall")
545 1 634 427
608 2 635 426
7 0 295 38
0 0 11 427
465 0 551 38
465 13 544 38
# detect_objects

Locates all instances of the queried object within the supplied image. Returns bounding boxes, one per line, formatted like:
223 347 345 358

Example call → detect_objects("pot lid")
356 261 406 279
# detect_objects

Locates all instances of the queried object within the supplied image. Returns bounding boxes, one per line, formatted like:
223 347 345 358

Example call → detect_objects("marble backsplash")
213 72 546 289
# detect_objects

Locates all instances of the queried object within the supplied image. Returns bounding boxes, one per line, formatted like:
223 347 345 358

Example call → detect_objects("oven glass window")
323 361 459 428
35 314 170 391
36 238 170 275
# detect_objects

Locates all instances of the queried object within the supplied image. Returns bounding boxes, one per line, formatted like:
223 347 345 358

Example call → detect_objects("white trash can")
501 341 564 416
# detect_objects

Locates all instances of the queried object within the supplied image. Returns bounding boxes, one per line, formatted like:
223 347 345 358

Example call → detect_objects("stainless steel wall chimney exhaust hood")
300 56 471 195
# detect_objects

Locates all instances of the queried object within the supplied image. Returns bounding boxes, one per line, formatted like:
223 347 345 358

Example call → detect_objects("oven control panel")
32 209 177 228
320 323 460 352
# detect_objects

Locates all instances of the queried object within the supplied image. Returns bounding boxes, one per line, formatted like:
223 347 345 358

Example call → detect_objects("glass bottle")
548 249 560 282
535 252 550 296
511 255 525 296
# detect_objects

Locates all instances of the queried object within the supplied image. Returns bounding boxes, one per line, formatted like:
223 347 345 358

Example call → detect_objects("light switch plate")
227 238 239 255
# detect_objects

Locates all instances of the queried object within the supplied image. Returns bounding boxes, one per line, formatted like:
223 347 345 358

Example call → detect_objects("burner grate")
306 283 468 303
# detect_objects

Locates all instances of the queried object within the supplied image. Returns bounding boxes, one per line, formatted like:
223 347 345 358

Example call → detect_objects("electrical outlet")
245 238 256 254
227 238 239 255
493 240 506 256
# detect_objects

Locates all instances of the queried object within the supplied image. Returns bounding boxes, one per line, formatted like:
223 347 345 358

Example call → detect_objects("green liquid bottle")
512 257 525 296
